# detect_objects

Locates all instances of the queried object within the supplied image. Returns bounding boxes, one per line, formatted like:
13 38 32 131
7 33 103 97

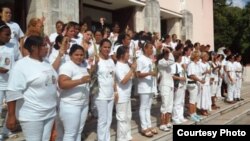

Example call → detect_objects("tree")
213 0 250 64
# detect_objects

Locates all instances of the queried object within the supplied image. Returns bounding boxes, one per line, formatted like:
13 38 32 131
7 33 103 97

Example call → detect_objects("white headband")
0 25 7 29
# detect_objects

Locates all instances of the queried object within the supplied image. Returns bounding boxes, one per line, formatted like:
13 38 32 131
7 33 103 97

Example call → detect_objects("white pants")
59 101 89 141
95 99 114 141
235 78 242 98
227 83 236 101
55 113 64 141
139 93 153 130
172 86 186 121
116 101 132 141
160 86 174 114
0 90 6 113
216 78 223 98
20 117 55 141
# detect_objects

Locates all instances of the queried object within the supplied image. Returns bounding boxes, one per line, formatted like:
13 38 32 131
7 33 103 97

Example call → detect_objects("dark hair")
175 43 184 51
24 35 44 53
54 35 64 50
114 33 127 46
56 20 64 26
226 54 234 61
0 3 12 14
156 48 169 65
234 54 241 59
100 38 111 48
142 41 153 53
116 46 128 60
173 51 183 62
183 46 191 55
69 44 84 56
0 20 9 32
94 29 103 36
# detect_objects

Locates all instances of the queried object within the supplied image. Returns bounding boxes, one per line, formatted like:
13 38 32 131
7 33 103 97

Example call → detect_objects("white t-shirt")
59 60 90 105
234 62 243 79
170 41 177 50
49 32 59 44
96 57 115 100
171 62 186 87
6 57 57 121
115 61 132 103
0 43 21 90
48 48 70 67
6 21 24 47
136 55 157 94
158 53 175 87
199 61 211 85
181 56 191 65
225 61 236 83
187 61 203 82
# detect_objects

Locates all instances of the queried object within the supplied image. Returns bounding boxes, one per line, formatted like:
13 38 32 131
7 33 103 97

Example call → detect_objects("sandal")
212 105 220 110
150 127 158 134
141 129 154 137
8 133 19 139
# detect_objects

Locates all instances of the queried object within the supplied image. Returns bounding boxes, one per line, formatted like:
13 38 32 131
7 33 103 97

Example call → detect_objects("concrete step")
3 82 250 141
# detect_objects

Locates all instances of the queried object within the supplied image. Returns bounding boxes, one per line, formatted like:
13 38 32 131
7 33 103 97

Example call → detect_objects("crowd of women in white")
0 5 244 141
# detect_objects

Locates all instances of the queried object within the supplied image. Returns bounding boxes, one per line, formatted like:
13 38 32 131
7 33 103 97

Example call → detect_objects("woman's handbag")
174 64 180 88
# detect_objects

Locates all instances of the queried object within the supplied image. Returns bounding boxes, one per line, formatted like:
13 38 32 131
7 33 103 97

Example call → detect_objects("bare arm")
6 101 17 131
58 75 90 90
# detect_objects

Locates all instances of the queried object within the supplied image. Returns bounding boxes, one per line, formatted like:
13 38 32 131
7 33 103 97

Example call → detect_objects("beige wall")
185 0 214 50
27 0 79 35
157 0 214 50
158 0 181 12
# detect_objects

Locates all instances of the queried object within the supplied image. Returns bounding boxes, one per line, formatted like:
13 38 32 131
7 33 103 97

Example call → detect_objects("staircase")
2 83 250 141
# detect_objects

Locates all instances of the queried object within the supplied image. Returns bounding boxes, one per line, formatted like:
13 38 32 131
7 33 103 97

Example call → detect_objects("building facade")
0 0 214 48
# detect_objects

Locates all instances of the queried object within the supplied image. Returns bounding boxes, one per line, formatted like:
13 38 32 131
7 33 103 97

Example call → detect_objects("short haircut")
24 35 44 53
69 44 84 56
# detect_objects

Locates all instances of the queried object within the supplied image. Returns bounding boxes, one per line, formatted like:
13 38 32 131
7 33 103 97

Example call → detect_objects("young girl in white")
6 36 58 141
136 42 158 137
225 55 236 103
115 46 137 141
171 51 187 124
197 52 212 116
157 48 175 131
0 22 21 139
210 54 221 110
58 44 91 141
95 39 116 141
234 54 243 101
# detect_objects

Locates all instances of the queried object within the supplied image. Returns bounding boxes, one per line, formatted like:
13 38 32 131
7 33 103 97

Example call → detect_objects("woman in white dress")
234 54 243 101
225 55 236 103
197 52 212 116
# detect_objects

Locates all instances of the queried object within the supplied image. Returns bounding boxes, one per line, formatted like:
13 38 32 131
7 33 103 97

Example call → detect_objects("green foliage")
214 0 250 64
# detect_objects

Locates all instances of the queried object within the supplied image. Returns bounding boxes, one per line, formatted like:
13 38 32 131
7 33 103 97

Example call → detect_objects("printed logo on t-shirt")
44 70 56 86
0 53 12 70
